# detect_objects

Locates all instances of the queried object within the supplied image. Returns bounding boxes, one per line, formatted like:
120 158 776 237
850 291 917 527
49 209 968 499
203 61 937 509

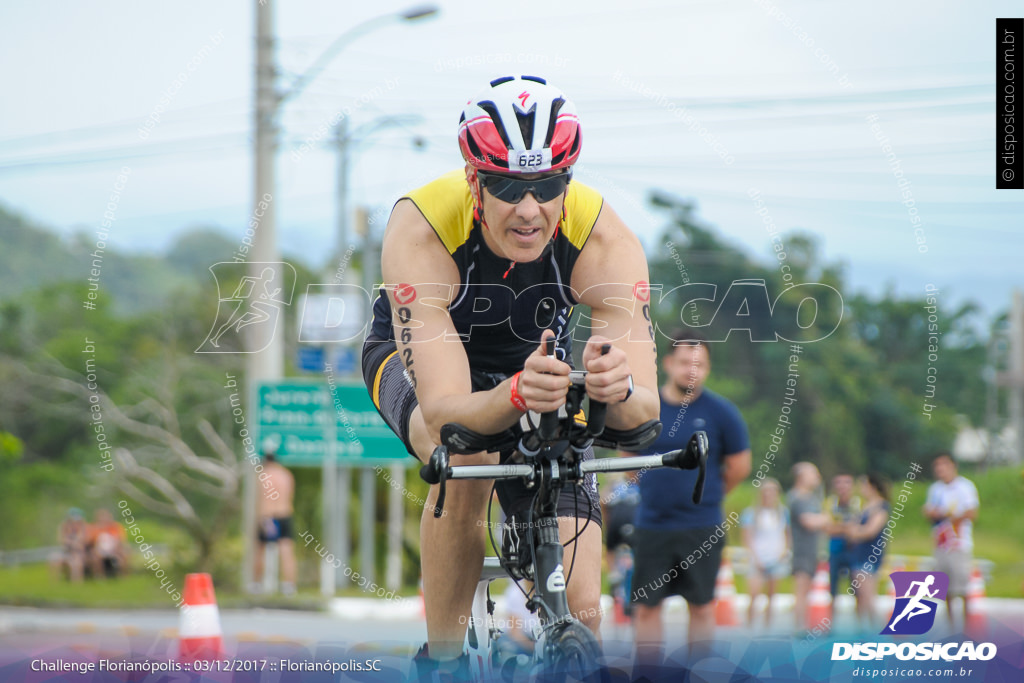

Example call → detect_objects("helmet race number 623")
458 76 582 174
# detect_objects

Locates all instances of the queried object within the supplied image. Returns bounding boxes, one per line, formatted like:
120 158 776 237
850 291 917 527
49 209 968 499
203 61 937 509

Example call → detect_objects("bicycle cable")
486 480 499 558
565 486 580 589
563 475 597 589
485 479 533 607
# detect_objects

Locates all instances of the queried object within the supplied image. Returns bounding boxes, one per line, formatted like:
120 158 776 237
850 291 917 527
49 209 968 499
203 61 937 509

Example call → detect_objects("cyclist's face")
478 172 565 262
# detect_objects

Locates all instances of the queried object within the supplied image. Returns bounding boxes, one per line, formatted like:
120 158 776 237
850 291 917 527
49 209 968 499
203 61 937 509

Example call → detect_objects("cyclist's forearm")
604 386 659 430
419 380 523 442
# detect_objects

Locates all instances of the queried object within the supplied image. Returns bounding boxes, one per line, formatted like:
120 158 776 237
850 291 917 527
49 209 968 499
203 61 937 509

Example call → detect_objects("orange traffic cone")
178 573 224 662
714 558 738 627
965 567 987 638
807 561 832 633
613 597 629 625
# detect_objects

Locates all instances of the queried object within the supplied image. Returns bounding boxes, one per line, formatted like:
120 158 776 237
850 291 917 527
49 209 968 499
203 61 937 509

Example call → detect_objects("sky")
1 0 1022 322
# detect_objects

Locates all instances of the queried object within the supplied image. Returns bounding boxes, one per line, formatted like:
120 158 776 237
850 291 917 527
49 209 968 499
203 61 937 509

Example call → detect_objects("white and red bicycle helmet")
458 76 582 174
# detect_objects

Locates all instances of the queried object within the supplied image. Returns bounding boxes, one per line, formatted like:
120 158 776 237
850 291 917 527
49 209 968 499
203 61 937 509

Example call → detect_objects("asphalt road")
1 595 1022 681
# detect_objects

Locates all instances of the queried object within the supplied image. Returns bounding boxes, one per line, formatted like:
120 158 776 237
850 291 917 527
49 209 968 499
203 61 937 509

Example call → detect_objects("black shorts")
258 516 294 543
363 338 419 456
604 505 638 550
361 336 602 526
630 525 723 607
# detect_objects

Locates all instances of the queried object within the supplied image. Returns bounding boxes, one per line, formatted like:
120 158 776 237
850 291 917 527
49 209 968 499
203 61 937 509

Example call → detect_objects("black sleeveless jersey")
369 169 604 380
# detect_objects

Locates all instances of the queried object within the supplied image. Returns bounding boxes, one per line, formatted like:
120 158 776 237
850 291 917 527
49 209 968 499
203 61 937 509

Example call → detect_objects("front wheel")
540 622 605 683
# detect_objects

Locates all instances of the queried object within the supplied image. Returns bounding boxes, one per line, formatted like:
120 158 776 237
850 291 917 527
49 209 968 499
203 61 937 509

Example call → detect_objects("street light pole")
242 0 281 592
243 0 438 595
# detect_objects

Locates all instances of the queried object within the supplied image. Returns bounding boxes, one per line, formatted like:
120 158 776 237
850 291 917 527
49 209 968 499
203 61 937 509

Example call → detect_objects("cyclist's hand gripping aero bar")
420 339 605 518
419 337 708 514
539 338 610 441
537 337 561 441
584 344 610 438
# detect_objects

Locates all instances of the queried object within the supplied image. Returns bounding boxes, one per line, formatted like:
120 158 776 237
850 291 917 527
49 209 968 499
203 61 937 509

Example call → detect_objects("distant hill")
0 204 239 315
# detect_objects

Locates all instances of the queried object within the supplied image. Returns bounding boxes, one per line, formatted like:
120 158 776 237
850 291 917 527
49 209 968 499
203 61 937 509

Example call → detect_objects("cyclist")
361 75 659 679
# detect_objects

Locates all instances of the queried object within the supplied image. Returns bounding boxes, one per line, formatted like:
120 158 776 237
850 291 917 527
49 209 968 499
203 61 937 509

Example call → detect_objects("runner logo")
197 262 295 354
882 571 948 635
833 570 995 662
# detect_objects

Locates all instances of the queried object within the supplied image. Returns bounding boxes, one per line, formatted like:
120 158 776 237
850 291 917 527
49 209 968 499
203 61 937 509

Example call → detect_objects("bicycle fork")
533 514 571 626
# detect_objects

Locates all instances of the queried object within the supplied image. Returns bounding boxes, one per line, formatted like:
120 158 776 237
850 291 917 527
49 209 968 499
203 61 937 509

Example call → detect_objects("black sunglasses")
477 170 571 204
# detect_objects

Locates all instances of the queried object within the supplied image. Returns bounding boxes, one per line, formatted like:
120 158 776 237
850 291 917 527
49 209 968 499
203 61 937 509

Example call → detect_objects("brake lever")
538 336 560 441
687 431 709 504
585 344 611 438
419 445 450 518
659 430 708 503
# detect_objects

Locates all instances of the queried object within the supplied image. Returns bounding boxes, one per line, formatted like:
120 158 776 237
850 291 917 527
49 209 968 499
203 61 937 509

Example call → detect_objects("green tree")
644 193 970 486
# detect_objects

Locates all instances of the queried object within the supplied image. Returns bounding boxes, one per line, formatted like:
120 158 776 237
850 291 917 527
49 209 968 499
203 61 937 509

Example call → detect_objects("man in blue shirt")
629 330 751 664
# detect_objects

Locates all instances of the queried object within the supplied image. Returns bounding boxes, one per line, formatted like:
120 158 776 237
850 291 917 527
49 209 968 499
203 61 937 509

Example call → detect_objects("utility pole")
242 0 282 592
240 1 437 594
357 206 378 585
1010 290 1024 464
992 289 1024 465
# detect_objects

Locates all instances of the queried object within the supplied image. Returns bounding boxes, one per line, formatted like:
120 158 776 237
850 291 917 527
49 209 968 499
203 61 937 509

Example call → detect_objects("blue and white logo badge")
882 571 949 635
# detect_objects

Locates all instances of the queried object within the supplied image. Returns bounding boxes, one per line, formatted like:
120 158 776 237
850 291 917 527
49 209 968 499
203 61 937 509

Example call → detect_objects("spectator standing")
845 474 891 628
252 450 297 595
788 462 829 634
825 473 861 604
923 453 979 628
630 330 751 664
741 477 789 628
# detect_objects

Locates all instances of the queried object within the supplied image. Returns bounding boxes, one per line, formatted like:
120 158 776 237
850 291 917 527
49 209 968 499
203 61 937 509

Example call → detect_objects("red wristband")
509 371 528 412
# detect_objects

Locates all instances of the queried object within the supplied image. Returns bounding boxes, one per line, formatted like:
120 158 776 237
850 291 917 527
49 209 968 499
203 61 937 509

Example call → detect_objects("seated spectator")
88 508 127 578
51 508 88 582
741 478 790 628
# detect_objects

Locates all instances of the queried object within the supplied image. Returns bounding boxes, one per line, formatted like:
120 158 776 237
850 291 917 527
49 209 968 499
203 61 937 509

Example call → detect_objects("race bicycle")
420 341 709 681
